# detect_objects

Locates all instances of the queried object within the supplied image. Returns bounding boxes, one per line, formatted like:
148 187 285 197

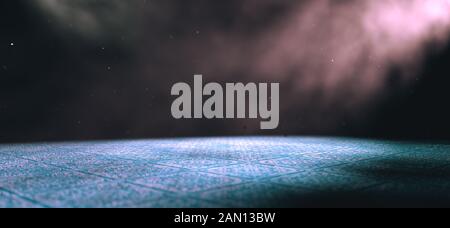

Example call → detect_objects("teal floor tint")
1 137 450 207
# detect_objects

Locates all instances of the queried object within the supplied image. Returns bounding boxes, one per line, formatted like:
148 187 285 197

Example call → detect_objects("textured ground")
1 137 450 208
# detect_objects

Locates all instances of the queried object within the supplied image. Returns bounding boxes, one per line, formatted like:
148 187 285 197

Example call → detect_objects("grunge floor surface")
1 137 450 208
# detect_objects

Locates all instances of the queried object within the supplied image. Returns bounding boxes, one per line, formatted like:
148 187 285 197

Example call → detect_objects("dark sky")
1 0 450 143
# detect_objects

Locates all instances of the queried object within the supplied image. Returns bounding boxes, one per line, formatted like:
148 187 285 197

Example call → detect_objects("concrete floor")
0 137 450 208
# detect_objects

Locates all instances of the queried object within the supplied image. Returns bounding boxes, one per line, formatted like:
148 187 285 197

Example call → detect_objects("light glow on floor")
0 137 450 208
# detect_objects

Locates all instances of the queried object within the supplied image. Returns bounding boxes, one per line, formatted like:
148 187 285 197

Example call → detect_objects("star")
10 42 14 46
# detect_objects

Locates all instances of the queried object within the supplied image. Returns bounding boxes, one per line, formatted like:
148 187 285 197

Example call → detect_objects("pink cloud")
184 0 450 132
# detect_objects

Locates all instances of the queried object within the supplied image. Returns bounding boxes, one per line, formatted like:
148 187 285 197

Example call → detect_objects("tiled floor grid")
1 137 449 207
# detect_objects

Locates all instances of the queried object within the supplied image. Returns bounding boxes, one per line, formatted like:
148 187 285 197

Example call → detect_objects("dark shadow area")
265 157 450 208
369 43 450 140
274 191 450 208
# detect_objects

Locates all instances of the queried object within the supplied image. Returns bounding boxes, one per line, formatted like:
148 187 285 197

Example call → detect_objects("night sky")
1 0 450 143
